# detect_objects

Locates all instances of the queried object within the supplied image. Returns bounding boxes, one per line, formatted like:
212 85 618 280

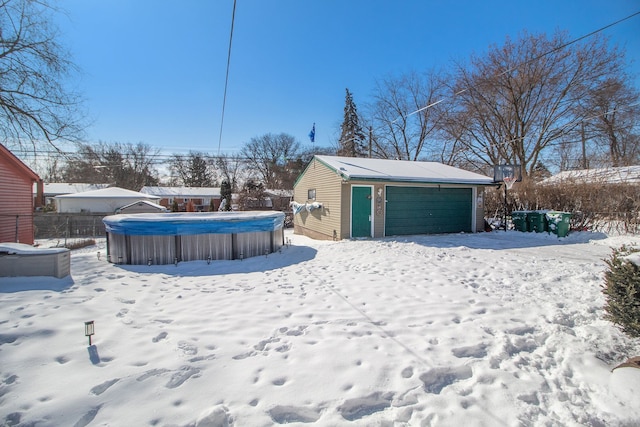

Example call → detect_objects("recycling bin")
511 211 529 232
546 211 571 237
527 210 548 233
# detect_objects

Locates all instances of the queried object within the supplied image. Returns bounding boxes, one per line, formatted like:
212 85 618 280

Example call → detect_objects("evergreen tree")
169 151 215 187
220 180 232 211
603 245 640 338
338 88 366 157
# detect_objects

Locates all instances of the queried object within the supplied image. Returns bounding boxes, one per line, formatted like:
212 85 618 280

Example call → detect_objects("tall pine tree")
220 180 232 211
338 88 366 157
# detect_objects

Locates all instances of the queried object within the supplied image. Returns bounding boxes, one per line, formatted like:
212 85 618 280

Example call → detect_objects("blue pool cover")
103 211 285 236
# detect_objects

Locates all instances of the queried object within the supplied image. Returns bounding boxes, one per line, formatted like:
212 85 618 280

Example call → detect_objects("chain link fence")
34 213 107 239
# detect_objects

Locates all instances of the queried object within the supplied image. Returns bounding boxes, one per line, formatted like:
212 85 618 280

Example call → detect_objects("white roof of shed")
116 200 169 213
54 187 161 200
314 155 493 185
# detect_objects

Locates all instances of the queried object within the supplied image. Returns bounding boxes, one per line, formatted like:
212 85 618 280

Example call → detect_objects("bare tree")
444 31 629 177
0 0 84 151
28 153 65 182
215 153 244 192
368 70 448 161
241 133 300 188
238 179 267 210
580 78 640 167
63 142 159 189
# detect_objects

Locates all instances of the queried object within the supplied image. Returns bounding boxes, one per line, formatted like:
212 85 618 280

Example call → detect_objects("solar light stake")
148 258 152 266
239 252 244 261
97 251 101 260
174 257 178 266
207 255 211 265
118 256 123 265
84 321 95 346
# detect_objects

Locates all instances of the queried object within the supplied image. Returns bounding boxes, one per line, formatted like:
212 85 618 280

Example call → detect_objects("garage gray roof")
315 156 493 185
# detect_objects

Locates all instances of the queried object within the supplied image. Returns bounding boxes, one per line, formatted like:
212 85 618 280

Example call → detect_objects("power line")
217 0 237 156
398 10 640 122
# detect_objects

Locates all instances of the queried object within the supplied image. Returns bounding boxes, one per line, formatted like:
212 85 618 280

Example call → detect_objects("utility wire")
217 0 237 156
399 10 640 122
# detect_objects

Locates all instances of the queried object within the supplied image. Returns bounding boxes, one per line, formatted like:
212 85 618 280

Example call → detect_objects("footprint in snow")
419 366 473 394
451 343 488 358
337 391 393 421
152 332 168 343
165 366 201 389
90 378 119 396
269 405 322 424
177 340 198 355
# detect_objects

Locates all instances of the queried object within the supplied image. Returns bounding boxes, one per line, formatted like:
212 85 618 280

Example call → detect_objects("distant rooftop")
54 187 160 199
140 186 221 197
34 183 111 195
541 166 640 185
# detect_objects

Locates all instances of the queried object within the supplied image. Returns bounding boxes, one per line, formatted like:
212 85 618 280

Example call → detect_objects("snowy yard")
1 230 639 426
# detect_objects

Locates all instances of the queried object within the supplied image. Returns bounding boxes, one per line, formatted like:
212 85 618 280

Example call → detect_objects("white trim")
350 185 374 238
471 187 477 232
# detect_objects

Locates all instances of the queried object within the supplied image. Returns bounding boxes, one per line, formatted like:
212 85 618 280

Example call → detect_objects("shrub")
602 245 640 338
64 239 96 250
484 181 640 234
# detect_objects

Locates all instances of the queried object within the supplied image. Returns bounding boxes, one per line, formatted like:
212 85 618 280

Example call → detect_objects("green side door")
351 186 372 238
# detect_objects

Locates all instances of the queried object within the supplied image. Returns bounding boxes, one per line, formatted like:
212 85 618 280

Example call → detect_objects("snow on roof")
140 186 221 197
541 166 640 185
116 200 169 213
265 189 293 197
35 183 111 195
54 187 161 199
314 155 493 185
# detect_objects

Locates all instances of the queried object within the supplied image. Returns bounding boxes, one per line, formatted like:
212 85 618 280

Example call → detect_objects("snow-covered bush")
603 245 640 338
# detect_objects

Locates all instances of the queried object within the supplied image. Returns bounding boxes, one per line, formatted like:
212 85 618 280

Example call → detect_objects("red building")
0 144 43 244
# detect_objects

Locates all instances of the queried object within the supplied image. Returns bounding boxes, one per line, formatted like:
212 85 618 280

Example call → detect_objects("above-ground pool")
103 211 285 265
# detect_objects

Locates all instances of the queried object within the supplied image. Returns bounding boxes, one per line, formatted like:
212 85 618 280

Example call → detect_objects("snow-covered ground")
1 230 639 426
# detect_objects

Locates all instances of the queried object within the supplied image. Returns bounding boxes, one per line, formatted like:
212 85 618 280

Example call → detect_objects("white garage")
55 187 161 214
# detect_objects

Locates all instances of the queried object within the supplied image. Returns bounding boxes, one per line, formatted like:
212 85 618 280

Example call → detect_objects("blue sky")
57 0 640 156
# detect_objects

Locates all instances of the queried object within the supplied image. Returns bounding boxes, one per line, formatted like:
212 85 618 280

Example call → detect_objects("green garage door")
385 186 472 236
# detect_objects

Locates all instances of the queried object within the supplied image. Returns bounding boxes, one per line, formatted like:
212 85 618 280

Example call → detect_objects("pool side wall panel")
106 229 284 264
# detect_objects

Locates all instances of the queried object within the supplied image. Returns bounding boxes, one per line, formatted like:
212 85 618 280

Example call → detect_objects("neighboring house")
293 155 494 240
55 187 161 214
115 200 169 214
34 183 111 207
0 144 43 244
540 166 640 185
265 189 293 211
140 186 221 211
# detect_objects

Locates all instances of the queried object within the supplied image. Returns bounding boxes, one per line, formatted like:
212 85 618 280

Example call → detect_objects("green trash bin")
546 211 571 237
528 210 548 233
511 211 529 232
